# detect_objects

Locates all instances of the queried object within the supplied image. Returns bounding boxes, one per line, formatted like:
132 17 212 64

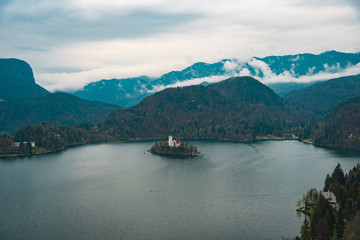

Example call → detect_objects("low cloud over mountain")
71 51 360 107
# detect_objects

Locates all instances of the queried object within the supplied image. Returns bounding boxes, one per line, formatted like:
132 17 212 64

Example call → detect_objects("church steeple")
168 136 174 147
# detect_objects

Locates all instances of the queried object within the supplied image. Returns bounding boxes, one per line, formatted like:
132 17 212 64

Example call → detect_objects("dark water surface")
1 141 359 240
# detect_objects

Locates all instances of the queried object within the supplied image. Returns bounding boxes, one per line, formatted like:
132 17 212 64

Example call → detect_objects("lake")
1 140 359 240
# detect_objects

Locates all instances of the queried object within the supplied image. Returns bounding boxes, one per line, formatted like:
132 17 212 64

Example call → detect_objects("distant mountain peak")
0 58 35 83
0 58 49 101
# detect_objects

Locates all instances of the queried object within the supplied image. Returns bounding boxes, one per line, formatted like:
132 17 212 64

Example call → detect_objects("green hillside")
284 74 360 120
98 77 300 141
310 96 360 151
0 93 120 134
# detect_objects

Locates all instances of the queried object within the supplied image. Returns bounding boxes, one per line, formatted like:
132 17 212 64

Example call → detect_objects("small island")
149 136 200 156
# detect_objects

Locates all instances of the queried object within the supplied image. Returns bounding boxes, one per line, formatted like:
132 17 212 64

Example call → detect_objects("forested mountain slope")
0 93 120 134
284 74 360 120
98 77 300 141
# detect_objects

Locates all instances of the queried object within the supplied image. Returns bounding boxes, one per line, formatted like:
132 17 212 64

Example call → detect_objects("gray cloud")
0 0 10 8
1 0 359 91
39 66 87 74
18 46 50 52
0 2 198 46
346 0 360 19
347 0 360 9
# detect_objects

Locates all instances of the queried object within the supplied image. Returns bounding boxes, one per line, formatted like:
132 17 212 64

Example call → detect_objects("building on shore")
14 141 36 148
321 190 336 206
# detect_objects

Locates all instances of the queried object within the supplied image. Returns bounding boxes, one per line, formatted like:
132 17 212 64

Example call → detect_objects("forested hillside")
98 77 301 141
308 96 360 151
284 74 360 120
0 93 120 134
295 163 360 239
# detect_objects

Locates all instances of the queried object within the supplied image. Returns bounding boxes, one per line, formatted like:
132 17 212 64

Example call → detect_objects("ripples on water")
1 141 359 240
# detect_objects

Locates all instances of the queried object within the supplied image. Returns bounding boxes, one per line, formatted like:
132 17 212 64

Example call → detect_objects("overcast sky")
1 0 360 91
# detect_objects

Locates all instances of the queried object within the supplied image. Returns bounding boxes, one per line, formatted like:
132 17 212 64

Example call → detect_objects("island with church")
149 136 200 156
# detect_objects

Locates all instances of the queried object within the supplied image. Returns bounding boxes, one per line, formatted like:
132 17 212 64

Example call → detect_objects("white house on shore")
168 136 181 147
321 190 336 206
14 141 36 148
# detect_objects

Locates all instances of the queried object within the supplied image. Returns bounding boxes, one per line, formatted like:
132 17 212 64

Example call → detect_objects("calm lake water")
1 141 360 240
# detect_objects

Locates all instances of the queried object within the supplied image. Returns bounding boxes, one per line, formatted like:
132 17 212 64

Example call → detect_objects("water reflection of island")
149 136 200 156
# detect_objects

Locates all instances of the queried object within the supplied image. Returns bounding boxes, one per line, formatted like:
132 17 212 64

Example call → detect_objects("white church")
168 136 181 147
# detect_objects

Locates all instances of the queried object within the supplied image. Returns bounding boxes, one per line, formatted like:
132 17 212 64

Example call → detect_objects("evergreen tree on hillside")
301 163 360 239
300 218 311 240
26 141 32 154
335 207 345 239
332 163 345 185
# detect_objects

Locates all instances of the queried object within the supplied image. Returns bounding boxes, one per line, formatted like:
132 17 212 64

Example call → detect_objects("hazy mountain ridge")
267 82 318 96
73 76 152 108
153 61 226 87
70 51 360 107
257 50 360 76
0 58 49 100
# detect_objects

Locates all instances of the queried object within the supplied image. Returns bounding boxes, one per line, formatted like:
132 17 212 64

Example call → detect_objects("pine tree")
324 174 331 191
19 142 26 154
26 141 32 154
332 163 345 185
335 207 345 239
300 217 311 240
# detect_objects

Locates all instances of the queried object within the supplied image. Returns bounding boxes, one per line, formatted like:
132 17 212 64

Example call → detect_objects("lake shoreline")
1 135 358 159
1 136 284 158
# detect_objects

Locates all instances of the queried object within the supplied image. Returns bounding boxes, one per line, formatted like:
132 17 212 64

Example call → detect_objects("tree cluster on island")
149 137 200 156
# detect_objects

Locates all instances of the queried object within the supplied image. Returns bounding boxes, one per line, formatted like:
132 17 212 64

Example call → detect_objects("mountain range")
14 76 301 149
71 51 360 107
2 52 360 152
11 74 360 152
95 73 360 143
